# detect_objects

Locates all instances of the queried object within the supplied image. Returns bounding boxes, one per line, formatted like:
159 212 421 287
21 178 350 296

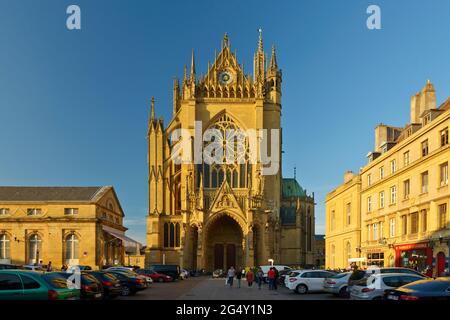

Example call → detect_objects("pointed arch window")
164 222 181 248
201 113 252 190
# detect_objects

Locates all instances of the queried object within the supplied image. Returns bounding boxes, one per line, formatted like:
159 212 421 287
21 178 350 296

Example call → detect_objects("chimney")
410 91 421 124
344 171 355 183
419 80 436 116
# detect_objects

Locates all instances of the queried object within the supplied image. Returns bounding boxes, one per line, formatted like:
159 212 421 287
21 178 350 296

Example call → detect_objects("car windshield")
42 273 70 289
102 272 118 281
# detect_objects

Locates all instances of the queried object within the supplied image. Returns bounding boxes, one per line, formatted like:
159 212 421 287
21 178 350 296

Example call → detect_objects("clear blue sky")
1 0 450 244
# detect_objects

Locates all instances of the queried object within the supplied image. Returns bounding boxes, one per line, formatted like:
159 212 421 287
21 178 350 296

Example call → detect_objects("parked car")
0 264 21 270
212 269 225 278
323 272 352 297
278 269 292 286
260 265 292 279
385 277 450 300
85 271 122 299
0 270 80 300
350 273 425 300
136 269 173 283
22 265 46 271
107 270 147 296
285 270 336 294
56 272 104 300
106 266 135 272
180 269 190 280
150 264 181 281
67 265 92 272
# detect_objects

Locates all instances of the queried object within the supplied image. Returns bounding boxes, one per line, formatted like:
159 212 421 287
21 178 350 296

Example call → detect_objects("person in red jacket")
267 267 276 290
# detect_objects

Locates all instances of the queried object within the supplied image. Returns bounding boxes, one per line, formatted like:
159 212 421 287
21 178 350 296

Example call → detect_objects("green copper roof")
282 178 307 198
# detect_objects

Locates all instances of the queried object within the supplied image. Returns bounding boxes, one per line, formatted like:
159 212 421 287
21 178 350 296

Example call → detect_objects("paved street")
118 277 344 300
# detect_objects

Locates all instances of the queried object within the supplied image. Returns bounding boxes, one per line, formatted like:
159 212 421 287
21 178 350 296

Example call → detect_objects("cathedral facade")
146 34 315 271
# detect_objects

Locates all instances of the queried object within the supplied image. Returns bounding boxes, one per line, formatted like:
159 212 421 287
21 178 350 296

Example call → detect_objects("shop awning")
348 258 367 263
102 225 142 248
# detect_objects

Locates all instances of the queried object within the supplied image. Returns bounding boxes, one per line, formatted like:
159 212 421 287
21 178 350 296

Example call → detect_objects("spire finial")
223 33 229 48
294 166 296 179
257 28 263 52
270 45 278 69
190 48 196 78
183 64 187 82
150 96 155 120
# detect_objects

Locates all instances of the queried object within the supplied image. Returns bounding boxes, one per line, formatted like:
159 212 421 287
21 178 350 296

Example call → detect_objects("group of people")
225 266 279 290
33 260 54 272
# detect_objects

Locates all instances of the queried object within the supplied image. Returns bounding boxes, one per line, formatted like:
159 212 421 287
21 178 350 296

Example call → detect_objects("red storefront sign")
395 241 433 276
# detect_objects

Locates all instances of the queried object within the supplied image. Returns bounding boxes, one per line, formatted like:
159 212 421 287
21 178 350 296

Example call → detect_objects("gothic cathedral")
146 34 316 271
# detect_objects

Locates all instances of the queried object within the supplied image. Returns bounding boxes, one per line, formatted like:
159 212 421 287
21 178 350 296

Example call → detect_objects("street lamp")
268 259 274 266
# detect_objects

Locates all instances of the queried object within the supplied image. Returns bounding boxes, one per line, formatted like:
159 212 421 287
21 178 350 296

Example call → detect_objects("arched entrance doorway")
205 214 243 271
436 252 446 277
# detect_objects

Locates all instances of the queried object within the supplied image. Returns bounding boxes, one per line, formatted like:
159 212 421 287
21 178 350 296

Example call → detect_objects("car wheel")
121 286 131 296
339 287 349 298
296 284 308 294
158 278 164 283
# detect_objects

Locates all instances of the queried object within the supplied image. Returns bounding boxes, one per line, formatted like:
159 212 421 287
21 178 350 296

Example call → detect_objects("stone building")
0 186 139 269
146 34 315 271
326 81 450 277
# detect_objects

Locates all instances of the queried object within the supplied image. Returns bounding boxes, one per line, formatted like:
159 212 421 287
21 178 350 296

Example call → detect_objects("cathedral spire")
150 96 155 120
190 49 196 81
269 45 278 70
257 28 263 53
183 64 187 83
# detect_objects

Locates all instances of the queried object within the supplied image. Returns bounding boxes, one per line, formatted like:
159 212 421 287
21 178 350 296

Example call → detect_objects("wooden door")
214 244 224 270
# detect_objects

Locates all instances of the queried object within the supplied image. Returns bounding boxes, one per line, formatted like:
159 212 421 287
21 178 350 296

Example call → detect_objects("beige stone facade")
0 186 133 270
326 81 450 276
146 34 315 271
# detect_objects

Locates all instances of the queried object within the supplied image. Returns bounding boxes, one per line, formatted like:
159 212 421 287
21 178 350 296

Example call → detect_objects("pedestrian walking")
227 266 235 288
246 269 255 287
236 268 242 288
61 264 68 272
273 267 279 290
267 267 276 290
46 261 53 272
256 268 264 290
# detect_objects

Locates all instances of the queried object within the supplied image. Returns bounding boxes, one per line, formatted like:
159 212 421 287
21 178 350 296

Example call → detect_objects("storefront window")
400 249 428 274
367 252 384 267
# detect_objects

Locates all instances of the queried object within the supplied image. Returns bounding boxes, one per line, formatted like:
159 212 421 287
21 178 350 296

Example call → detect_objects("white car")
285 270 336 294
260 265 292 278
350 273 424 300
106 266 135 272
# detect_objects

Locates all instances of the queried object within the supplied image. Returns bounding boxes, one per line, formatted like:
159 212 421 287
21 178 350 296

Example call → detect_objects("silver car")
323 272 351 297
350 273 424 300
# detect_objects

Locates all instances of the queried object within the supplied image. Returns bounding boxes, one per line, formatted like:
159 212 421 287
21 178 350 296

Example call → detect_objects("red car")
137 269 173 282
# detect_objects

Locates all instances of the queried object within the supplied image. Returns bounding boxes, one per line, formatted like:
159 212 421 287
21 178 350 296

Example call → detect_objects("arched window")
202 114 250 190
65 234 79 261
163 223 169 247
28 234 42 264
164 222 181 248
0 234 10 260
169 223 175 247
175 223 180 247
346 242 352 265
107 200 114 212
330 245 336 269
